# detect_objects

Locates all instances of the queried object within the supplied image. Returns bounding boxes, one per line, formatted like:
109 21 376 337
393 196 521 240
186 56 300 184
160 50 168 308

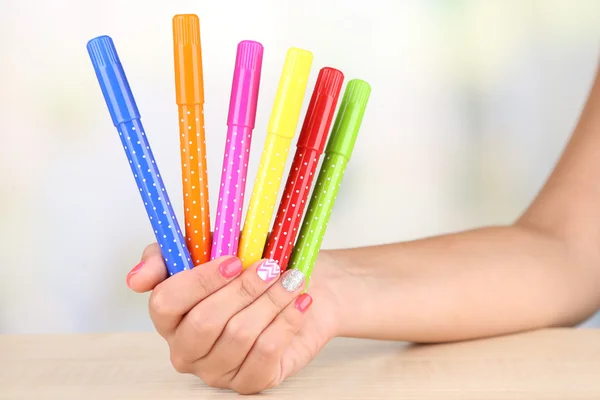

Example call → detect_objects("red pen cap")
296 67 344 153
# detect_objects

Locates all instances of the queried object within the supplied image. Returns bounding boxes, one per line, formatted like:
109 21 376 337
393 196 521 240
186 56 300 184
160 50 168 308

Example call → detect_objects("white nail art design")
257 259 280 282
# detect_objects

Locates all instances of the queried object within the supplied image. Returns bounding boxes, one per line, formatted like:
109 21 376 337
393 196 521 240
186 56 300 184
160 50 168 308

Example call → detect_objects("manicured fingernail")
281 268 304 292
219 257 242 279
126 261 144 288
257 259 280 282
295 293 313 313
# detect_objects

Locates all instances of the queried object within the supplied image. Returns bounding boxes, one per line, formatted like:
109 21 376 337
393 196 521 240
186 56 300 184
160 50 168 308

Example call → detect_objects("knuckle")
192 269 215 294
237 276 261 300
230 380 266 395
187 311 219 337
170 352 191 374
198 372 226 389
254 336 279 360
148 285 169 317
231 385 254 395
224 317 253 346
282 307 303 329
264 289 285 311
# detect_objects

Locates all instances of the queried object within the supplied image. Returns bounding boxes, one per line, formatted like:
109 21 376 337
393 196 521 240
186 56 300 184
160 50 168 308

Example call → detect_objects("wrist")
310 249 368 338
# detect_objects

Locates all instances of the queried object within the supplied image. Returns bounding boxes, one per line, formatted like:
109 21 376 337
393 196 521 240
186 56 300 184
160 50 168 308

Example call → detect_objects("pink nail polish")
126 261 144 288
257 259 280 282
295 293 313 313
219 257 242 279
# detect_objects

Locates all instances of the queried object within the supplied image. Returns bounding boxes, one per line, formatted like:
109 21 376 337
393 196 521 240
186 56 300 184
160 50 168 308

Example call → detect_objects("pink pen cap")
211 41 264 259
228 40 264 128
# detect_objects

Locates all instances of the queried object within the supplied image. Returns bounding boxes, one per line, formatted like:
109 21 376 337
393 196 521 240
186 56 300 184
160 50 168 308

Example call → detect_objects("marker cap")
173 14 204 105
267 48 313 138
296 67 344 154
227 40 264 128
87 35 140 126
325 79 371 160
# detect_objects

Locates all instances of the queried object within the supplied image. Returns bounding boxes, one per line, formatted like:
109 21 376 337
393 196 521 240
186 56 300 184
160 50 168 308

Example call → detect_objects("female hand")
126 243 342 394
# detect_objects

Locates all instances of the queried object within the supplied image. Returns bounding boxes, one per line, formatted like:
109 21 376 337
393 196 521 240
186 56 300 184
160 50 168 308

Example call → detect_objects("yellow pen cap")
267 48 313 138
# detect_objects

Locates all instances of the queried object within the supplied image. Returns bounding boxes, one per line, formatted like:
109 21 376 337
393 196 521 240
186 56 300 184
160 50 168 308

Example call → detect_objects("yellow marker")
238 47 313 268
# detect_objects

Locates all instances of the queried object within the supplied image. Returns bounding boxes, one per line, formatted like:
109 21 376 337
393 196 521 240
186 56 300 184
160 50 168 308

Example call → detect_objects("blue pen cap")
87 35 140 126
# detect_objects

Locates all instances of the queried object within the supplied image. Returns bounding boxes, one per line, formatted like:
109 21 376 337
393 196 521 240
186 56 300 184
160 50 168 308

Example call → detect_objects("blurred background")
1 0 599 333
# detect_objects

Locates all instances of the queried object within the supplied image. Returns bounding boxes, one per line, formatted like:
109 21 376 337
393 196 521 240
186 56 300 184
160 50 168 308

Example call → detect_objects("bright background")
1 0 599 333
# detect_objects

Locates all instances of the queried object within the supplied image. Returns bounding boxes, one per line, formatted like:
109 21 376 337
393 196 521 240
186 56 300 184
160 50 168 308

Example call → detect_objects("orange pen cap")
173 14 204 105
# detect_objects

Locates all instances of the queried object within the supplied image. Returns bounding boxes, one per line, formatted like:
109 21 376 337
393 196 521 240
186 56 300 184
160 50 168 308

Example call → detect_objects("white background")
1 0 599 333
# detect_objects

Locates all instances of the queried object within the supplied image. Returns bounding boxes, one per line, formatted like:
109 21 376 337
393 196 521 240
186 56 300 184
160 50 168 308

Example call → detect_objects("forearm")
315 64 600 343
320 224 600 343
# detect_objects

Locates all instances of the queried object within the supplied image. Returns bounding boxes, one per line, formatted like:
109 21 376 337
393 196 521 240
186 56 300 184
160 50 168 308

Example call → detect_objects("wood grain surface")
1 329 599 399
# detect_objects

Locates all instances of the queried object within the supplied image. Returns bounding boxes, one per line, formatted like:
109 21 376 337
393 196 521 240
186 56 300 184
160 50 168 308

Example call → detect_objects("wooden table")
1 329 599 399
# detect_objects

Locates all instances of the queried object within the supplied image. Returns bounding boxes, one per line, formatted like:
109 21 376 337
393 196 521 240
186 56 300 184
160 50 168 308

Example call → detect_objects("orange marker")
172 14 211 265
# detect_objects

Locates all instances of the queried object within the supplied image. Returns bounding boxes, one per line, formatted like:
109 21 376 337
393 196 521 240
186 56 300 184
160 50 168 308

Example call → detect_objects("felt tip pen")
237 47 313 268
87 35 193 276
211 40 264 260
264 67 344 270
173 14 211 266
288 79 371 288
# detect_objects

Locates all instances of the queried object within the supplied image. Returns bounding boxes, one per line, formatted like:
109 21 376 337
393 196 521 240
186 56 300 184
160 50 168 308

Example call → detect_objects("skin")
127 65 600 394
129 248 339 394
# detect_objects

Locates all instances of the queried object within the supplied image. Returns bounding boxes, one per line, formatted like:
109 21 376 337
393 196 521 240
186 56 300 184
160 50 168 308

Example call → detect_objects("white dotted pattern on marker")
238 134 291 267
179 106 211 265
119 119 192 275
211 125 252 259
265 148 320 269
289 154 347 277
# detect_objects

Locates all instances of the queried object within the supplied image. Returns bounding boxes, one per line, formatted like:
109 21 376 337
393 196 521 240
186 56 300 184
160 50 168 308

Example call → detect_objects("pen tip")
87 35 120 68
173 14 200 45
236 40 264 70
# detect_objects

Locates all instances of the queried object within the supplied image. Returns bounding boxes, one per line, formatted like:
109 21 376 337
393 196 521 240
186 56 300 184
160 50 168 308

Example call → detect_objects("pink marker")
211 40 264 259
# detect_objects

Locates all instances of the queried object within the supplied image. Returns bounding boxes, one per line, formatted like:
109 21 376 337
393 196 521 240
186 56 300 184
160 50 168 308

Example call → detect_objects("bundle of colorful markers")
87 14 370 288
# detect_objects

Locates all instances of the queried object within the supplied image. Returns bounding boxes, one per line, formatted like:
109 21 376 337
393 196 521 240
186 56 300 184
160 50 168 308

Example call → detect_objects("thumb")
126 243 169 293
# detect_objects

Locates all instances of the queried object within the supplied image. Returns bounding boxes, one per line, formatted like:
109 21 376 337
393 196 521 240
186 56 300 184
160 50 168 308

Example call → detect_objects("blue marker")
87 35 192 275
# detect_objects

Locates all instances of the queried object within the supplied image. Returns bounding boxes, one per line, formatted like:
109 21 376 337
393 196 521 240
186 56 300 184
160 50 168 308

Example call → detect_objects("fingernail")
126 261 144 288
257 259 280 282
295 293 313 313
281 268 304 292
219 257 242 279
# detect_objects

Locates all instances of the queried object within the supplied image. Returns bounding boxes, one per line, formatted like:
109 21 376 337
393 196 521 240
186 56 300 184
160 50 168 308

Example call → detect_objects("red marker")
263 67 344 270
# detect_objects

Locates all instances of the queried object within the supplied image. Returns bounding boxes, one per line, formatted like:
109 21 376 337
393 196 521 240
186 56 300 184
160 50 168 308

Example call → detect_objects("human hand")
126 244 342 394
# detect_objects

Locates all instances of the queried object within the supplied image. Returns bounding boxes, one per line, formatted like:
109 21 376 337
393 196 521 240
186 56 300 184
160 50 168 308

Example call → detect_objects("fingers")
149 256 243 337
170 259 283 365
231 290 313 394
127 243 169 293
128 233 214 292
196 268 306 379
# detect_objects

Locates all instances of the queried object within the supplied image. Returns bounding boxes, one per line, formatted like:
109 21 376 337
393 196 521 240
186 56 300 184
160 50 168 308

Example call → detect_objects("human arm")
319 64 600 343
123 64 600 394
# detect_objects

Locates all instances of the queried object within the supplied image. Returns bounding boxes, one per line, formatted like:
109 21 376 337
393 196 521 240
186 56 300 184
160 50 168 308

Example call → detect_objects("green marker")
288 79 371 288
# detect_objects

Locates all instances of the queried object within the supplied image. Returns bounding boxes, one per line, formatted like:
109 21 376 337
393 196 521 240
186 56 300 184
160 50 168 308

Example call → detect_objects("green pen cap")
324 79 371 160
